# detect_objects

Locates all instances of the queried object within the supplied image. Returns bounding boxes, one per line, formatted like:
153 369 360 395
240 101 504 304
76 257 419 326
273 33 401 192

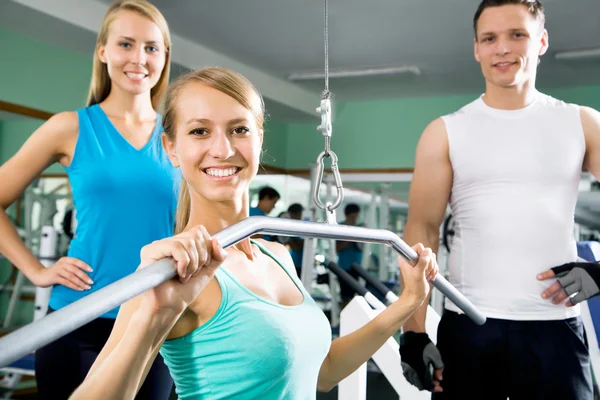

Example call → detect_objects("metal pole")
351 263 399 305
327 262 385 311
360 191 377 269
34 226 58 321
0 216 486 367
325 175 341 328
378 184 390 281
300 164 319 290
3 188 35 329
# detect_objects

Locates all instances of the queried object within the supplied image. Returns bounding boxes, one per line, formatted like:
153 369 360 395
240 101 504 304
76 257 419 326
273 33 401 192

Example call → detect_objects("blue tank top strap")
70 106 103 167
86 104 114 149
144 113 167 160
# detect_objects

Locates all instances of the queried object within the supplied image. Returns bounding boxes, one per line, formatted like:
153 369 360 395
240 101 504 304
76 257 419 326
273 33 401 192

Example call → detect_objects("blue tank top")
49 104 180 319
160 241 332 400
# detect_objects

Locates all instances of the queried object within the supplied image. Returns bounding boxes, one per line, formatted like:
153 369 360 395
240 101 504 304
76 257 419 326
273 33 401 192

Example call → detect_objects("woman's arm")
316 294 422 391
317 246 435 392
263 240 435 392
69 299 182 399
70 304 180 400
0 112 93 290
69 227 226 399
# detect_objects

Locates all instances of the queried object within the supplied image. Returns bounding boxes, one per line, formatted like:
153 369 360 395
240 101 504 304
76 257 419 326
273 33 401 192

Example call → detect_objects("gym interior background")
1 0 600 398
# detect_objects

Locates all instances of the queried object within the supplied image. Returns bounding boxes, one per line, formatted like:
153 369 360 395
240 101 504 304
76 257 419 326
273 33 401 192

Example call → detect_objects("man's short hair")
344 203 360 216
288 203 304 216
258 186 280 201
473 0 545 37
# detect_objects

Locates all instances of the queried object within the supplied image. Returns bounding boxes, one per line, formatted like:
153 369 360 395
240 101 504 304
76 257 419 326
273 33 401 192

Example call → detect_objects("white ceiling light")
288 65 421 81
554 47 600 60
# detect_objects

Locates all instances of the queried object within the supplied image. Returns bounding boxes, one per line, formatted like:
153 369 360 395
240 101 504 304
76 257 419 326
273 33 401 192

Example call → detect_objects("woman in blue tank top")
0 1 177 398
68 67 440 400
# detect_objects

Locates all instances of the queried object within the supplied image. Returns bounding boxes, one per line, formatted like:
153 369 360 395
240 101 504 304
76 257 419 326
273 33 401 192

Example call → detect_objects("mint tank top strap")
50 104 180 319
251 240 315 300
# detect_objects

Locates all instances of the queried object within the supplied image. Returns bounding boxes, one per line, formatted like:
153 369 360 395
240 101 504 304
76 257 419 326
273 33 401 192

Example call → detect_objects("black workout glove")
399 331 444 391
551 261 600 305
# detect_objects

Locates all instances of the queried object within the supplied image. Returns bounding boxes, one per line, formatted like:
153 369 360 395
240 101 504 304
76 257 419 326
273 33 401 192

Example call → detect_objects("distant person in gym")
0 1 177 398
336 203 364 308
249 186 280 217
249 186 280 240
68 67 440 400
400 1 600 398
286 203 305 275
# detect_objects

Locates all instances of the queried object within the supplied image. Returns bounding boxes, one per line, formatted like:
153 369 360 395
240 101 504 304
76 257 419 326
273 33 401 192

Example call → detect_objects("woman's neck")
100 87 155 122
185 191 255 258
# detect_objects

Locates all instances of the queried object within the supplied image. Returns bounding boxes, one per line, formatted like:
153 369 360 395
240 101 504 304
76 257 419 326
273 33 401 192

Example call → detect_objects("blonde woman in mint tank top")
68 67 440 400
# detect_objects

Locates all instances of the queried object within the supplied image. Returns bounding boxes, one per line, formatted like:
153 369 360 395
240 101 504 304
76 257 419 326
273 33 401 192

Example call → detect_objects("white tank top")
442 92 585 320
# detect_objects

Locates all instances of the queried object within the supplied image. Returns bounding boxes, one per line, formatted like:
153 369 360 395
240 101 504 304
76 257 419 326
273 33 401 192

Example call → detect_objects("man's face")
263 196 279 213
346 212 360 226
474 5 548 89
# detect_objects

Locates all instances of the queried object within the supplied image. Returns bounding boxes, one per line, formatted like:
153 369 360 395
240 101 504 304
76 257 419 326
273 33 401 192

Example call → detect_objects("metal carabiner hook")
328 151 344 211
324 202 338 225
312 150 345 214
312 151 328 211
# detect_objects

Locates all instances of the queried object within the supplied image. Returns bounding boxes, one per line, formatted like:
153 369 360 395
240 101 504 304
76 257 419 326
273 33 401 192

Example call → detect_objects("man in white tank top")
398 1 600 399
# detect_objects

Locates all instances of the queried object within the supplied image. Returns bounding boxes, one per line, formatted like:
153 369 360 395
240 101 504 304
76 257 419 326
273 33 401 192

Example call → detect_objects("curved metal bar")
0 216 485 367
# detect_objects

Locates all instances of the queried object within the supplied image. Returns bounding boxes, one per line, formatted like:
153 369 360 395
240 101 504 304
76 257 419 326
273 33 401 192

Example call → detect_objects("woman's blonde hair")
162 68 265 233
86 0 171 110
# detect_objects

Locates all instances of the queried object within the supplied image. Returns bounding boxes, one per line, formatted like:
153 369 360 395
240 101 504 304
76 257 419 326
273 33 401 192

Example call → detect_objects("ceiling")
104 0 600 101
3 0 600 122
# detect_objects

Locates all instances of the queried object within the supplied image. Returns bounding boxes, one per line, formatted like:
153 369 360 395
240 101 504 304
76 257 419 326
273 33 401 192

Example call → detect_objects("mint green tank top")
159 241 332 399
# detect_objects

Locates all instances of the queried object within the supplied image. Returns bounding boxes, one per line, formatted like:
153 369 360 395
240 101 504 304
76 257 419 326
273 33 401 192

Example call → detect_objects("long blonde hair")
86 0 171 110
162 68 265 233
